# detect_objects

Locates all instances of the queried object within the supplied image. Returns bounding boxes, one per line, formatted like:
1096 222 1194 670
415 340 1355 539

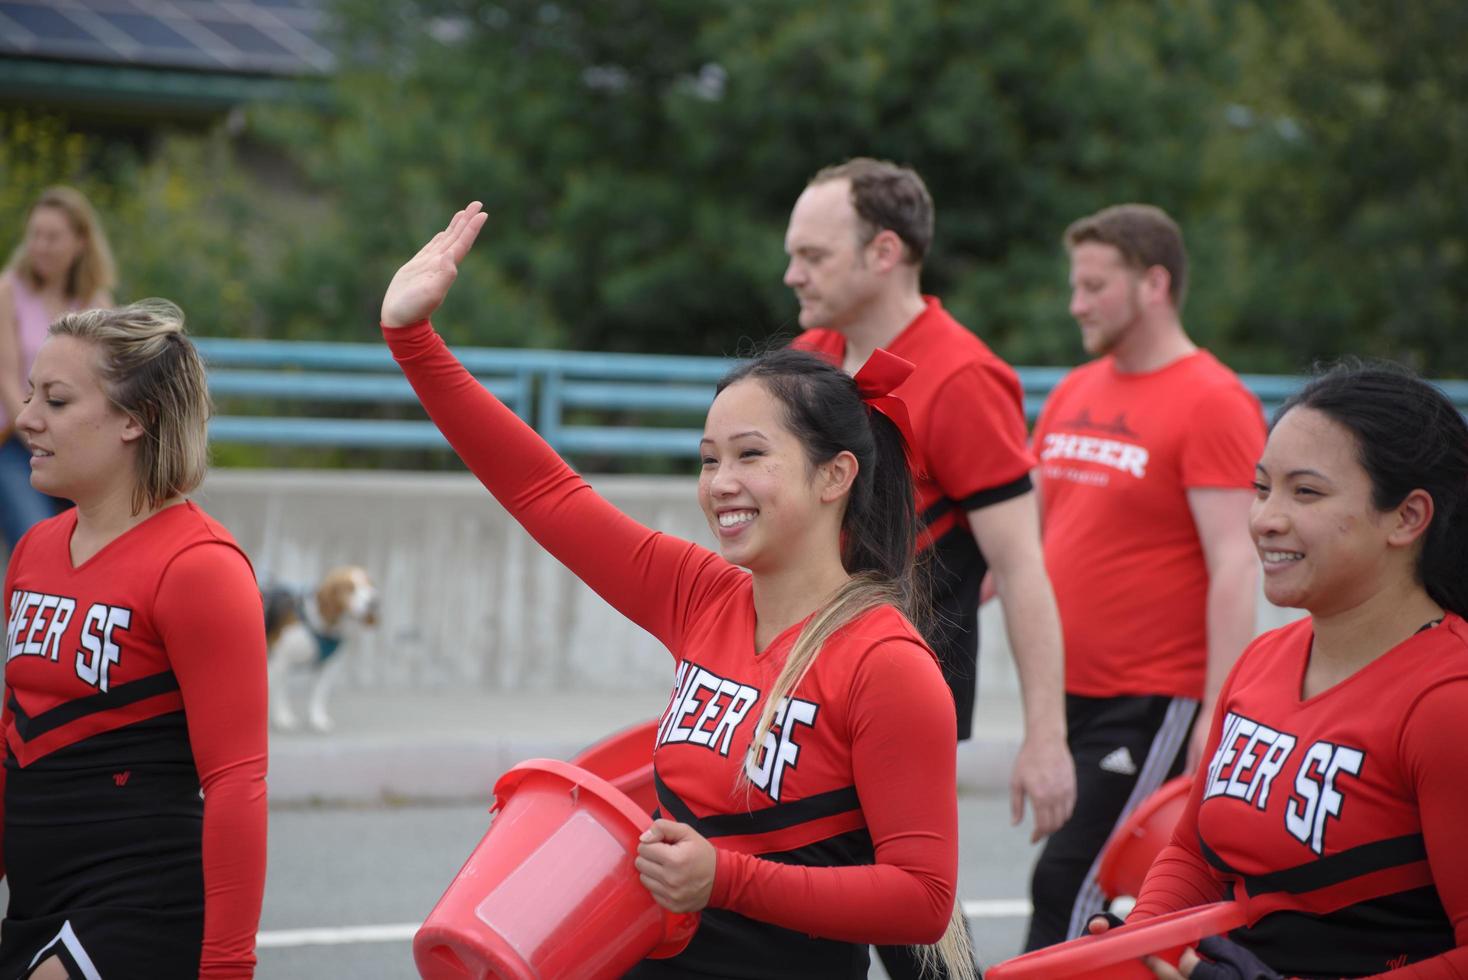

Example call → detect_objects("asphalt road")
0 793 1045 978
252 792 1045 979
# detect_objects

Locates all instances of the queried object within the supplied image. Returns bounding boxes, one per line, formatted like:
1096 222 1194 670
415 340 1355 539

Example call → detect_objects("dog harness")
262 586 344 665
294 595 344 664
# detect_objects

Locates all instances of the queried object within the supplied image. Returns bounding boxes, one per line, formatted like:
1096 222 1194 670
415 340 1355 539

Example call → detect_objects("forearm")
1129 843 1229 920
1202 561 1258 712
711 848 953 944
710 640 960 945
199 764 268 978
995 561 1066 739
386 320 718 641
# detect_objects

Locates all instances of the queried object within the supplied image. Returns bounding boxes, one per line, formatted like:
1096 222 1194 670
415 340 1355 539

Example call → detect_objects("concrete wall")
196 469 718 695
196 469 1304 697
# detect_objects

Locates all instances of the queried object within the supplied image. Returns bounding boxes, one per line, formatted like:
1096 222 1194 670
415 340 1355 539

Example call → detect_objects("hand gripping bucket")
569 720 659 817
414 758 700 979
1095 775 1192 902
986 901 1248 979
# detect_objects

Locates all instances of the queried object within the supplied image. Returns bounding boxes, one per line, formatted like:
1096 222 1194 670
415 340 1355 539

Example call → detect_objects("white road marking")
961 898 1033 918
256 899 1033 949
257 924 418 948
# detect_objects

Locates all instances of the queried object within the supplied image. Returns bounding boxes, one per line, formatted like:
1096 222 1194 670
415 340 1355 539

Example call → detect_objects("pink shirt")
3 270 79 429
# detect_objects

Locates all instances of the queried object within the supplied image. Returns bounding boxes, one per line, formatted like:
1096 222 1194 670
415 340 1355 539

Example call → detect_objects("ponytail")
918 905 980 980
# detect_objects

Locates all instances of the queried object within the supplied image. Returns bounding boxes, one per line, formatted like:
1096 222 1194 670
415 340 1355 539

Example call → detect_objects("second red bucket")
414 758 700 980
1095 775 1193 902
570 720 659 817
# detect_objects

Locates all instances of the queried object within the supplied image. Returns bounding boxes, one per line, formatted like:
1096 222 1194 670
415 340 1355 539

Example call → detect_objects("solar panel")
1 2 98 42
0 0 334 76
98 11 195 50
198 19 294 58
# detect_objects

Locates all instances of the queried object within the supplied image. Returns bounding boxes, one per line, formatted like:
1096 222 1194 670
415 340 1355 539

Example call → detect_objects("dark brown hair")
1064 203 1188 310
810 158 934 265
1277 361 1468 617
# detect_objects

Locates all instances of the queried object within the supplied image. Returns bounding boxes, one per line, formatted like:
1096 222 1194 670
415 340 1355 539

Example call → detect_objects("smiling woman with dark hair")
379 203 977 980
1105 362 1468 979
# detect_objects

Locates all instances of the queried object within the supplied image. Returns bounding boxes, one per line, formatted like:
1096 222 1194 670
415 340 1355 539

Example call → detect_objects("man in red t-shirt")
782 158 1075 978
1024 204 1264 949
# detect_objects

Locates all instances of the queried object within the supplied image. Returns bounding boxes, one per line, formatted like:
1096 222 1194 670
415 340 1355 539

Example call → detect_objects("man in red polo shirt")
784 158 1075 977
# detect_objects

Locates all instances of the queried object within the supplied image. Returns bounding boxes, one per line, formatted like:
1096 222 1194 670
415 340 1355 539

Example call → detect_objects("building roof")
0 0 334 113
0 0 333 76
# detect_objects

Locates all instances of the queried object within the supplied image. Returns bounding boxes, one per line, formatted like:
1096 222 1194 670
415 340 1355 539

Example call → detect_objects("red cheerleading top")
387 321 959 976
1033 351 1264 700
1132 615 1468 977
2 503 268 978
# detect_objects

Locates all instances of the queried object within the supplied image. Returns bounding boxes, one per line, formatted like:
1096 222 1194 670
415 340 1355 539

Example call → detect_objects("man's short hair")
1064 204 1189 310
810 158 934 265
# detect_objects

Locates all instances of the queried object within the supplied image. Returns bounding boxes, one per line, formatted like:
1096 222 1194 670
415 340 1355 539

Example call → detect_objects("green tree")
271 0 1247 362
1217 0 1468 372
9 0 1463 379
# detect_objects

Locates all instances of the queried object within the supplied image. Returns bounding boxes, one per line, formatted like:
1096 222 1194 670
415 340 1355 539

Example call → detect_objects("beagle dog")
264 565 379 732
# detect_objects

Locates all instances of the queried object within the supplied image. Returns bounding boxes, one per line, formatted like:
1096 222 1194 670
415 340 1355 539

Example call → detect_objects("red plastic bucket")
986 901 1248 979
569 720 659 817
1095 776 1192 901
413 758 699 979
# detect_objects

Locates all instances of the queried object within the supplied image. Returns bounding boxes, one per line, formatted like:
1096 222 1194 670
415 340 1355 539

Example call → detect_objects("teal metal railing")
197 338 1468 461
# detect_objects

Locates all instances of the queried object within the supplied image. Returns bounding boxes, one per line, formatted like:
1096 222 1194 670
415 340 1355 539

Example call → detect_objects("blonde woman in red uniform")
1 301 267 978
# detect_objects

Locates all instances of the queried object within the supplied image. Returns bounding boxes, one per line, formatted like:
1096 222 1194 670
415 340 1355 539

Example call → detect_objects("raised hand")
380 202 489 328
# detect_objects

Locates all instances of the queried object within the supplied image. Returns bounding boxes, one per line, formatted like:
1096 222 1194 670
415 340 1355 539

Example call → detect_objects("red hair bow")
853 348 923 476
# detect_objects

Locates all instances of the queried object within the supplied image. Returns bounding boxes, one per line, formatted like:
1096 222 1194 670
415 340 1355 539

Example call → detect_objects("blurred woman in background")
0 186 116 551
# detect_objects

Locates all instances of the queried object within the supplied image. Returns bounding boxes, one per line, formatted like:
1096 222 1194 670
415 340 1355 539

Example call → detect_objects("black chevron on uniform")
654 768 862 840
8 671 181 741
1199 831 1429 897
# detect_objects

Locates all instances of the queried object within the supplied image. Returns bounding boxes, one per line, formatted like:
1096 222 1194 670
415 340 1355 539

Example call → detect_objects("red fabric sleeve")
156 542 268 979
1179 382 1265 490
708 638 959 944
924 362 1036 500
1128 782 1231 918
385 320 735 651
1362 681 1468 978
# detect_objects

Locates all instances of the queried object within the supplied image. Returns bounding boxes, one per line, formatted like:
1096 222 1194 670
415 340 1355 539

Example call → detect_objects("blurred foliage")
2 0 1464 375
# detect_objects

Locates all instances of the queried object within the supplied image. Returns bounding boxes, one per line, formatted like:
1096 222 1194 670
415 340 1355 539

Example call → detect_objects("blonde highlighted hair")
50 299 212 514
741 573 978 980
5 186 117 303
